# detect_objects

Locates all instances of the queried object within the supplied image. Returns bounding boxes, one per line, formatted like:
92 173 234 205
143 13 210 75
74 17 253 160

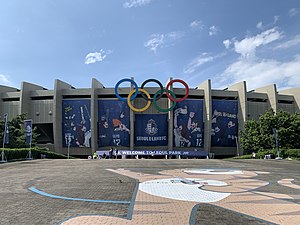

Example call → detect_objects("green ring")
153 89 177 113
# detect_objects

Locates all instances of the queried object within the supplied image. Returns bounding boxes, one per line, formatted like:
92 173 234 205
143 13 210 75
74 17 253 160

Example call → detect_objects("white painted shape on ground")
184 169 243 175
139 178 230 203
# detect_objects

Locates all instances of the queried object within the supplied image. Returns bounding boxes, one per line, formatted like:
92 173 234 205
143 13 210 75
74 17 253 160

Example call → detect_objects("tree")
240 109 300 152
0 114 39 148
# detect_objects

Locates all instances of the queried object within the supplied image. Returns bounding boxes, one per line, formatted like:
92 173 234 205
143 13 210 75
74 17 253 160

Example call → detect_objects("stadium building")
0 78 299 158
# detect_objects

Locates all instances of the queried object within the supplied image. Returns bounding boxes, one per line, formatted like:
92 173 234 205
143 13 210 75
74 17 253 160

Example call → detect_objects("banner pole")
29 119 33 159
1 113 8 162
1 138 5 162
1 114 7 162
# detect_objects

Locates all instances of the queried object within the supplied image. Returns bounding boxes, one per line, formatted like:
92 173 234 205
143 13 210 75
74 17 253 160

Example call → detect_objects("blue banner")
273 128 279 147
4 113 9 144
135 114 168 146
24 120 32 145
211 100 238 147
173 100 204 148
62 100 91 147
98 100 130 147
97 150 208 157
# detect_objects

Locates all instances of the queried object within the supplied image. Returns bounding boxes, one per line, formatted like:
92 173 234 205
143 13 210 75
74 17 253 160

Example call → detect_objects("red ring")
166 79 189 102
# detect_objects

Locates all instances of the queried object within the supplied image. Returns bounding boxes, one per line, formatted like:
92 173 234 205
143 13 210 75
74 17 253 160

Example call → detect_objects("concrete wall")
1 79 299 157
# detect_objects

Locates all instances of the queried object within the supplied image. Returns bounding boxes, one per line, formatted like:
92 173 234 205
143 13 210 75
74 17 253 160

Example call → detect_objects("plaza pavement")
0 158 299 225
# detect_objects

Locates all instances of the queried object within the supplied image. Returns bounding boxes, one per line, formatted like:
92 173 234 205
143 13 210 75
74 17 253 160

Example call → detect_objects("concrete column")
20 82 44 118
53 79 73 154
91 78 104 155
0 85 19 119
254 84 278 113
167 77 173 151
130 77 135 151
228 81 247 156
197 80 212 153
279 88 300 112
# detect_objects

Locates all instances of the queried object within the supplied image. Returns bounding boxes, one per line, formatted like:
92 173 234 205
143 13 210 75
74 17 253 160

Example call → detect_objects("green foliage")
234 149 300 160
1 147 69 161
240 109 300 151
0 114 39 148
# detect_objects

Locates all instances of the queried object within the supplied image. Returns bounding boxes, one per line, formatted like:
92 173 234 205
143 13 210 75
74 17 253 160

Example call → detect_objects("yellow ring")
127 88 151 112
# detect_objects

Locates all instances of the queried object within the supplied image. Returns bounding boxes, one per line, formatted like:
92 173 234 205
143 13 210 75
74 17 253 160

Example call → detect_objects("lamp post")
235 136 239 157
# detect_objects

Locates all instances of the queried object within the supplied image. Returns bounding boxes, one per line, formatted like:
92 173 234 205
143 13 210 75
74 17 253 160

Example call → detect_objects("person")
109 148 113 159
93 152 98 159
252 152 256 159
115 148 119 159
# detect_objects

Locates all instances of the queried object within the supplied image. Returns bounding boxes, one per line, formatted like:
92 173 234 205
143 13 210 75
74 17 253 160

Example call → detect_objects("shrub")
1 147 69 161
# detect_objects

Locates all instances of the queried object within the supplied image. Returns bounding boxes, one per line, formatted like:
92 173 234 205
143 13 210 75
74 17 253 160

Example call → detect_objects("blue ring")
115 79 139 102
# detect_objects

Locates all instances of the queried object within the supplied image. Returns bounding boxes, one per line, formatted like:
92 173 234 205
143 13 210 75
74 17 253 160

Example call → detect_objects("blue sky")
0 0 300 91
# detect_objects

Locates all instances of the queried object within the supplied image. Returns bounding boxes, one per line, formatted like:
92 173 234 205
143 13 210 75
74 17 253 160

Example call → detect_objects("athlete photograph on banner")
211 100 238 147
173 100 204 148
62 100 91 148
98 100 130 147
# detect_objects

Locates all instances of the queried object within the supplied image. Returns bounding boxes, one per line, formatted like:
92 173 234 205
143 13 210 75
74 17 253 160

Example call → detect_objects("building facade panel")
1 80 299 157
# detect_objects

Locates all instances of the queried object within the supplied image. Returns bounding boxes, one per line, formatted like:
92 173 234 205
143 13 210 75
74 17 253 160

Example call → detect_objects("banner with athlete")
211 100 238 147
62 100 91 148
134 114 168 146
98 100 130 147
173 100 204 148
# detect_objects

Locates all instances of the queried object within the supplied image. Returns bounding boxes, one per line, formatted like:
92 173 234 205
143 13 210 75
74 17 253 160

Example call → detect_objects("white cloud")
123 0 152 8
190 20 204 30
273 16 279 24
256 21 263 29
184 53 219 74
223 39 231 49
84 50 111 64
215 55 300 90
167 31 185 40
144 31 184 52
274 35 300 50
289 8 298 17
144 34 164 52
0 74 12 86
233 27 282 58
208 25 219 36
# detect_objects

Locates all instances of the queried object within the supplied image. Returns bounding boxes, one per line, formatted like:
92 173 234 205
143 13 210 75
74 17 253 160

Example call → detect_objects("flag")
272 128 278 147
4 113 9 144
24 120 33 145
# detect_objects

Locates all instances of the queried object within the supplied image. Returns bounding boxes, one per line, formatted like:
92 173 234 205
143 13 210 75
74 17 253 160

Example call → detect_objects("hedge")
0 147 69 161
233 149 300 160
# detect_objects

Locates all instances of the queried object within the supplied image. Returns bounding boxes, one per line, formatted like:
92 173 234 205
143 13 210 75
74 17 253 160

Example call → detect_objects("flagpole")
1 114 8 162
29 119 32 159
1 133 5 162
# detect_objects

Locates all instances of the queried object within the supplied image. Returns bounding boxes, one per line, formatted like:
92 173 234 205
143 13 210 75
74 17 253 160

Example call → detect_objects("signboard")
98 100 130 147
24 119 32 145
211 100 238 147
96 150 208 157
62 100 91 147
135 114 168 146
173 100 204 148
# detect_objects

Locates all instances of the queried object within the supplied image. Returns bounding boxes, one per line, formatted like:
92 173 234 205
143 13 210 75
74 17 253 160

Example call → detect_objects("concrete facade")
0 79 299 156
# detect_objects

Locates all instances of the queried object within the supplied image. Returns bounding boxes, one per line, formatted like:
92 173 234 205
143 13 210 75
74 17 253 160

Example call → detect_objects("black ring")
141 79 164 102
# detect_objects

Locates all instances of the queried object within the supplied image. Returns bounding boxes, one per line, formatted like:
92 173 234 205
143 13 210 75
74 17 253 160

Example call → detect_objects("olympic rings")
115 78 189 112
115 78 139 102
166 79 189 102
127 88 151 112
153 89 177 113
141 79 164 102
